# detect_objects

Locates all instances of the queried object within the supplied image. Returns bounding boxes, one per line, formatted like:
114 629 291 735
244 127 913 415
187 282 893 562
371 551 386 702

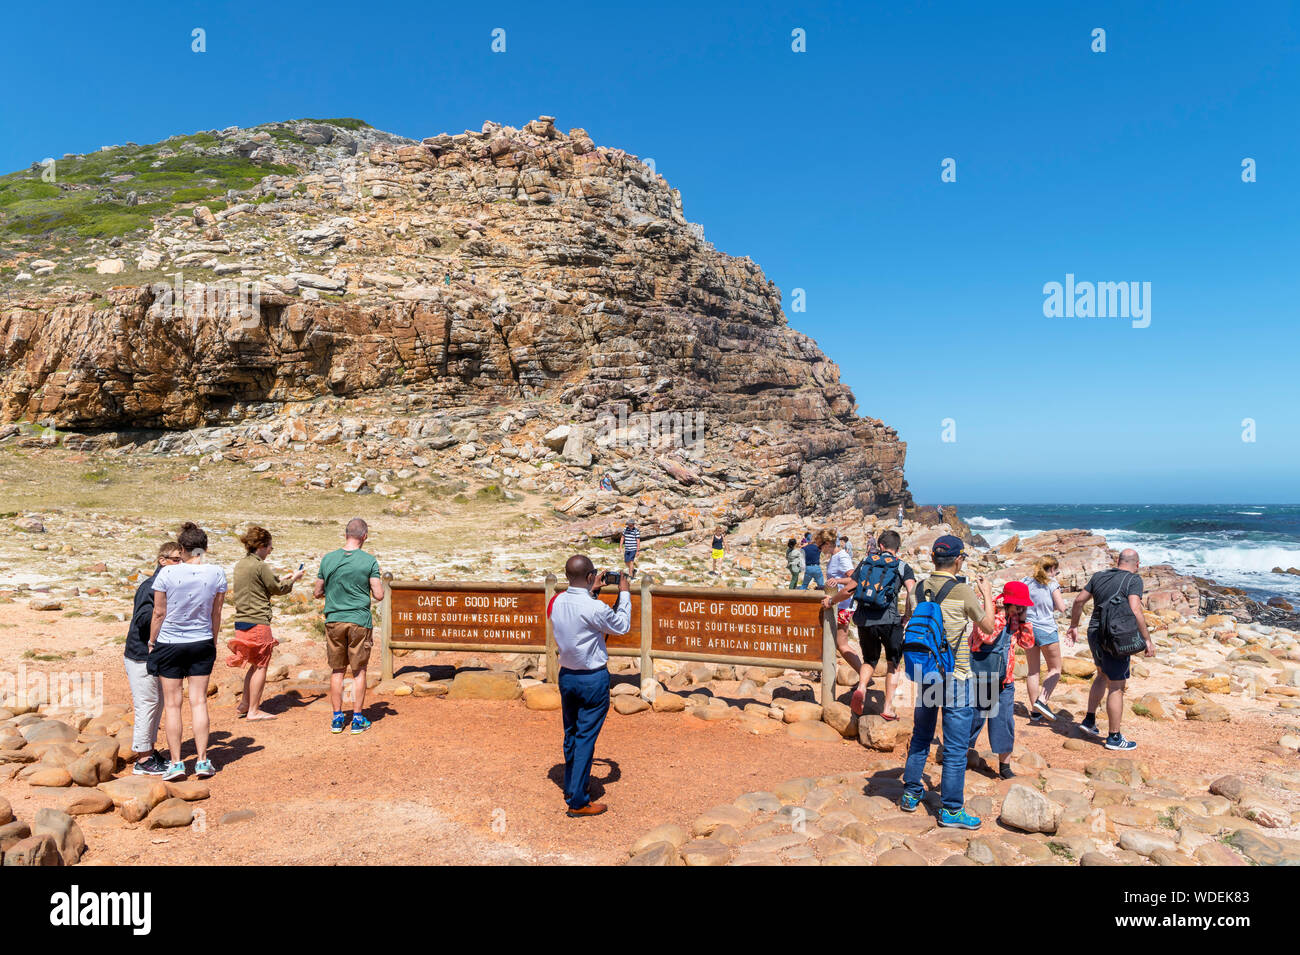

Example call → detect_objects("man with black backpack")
823 529 916 717
1066 549 1155 751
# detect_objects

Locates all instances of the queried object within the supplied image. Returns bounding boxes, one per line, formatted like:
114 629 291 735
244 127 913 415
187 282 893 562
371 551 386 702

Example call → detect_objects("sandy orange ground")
2 604 1297 865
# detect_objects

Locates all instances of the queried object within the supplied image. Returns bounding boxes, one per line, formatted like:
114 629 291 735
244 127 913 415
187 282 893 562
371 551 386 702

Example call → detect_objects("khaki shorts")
325 622 373 674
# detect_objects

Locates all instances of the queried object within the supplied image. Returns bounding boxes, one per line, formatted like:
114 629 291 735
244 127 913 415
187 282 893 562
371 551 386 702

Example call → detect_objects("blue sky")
2 1 1297 504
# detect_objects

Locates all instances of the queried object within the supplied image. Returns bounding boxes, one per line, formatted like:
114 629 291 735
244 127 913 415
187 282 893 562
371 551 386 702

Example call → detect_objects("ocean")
959 504 1300 604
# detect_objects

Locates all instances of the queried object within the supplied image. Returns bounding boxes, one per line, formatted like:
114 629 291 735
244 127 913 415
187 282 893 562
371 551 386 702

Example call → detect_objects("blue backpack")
902 579 958 684
852 552 903 611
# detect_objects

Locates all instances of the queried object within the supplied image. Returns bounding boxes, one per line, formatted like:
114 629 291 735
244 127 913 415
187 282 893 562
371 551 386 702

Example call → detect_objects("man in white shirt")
823 537 867 708
548 555 631 817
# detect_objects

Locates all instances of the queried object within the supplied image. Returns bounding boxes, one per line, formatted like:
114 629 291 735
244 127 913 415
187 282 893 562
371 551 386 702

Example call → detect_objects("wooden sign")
388 583 546 649
594 590 641 651
649 587 822 665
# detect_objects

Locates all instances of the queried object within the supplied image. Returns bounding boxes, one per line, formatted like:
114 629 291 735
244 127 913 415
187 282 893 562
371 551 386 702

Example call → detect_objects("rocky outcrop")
0 117 910 516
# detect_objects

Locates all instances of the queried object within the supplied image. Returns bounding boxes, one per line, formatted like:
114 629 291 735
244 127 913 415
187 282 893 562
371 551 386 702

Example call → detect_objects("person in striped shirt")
621 520 641 578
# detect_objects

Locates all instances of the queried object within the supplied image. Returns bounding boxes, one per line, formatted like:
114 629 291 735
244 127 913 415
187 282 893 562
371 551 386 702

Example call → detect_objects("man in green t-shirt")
314 518 384 735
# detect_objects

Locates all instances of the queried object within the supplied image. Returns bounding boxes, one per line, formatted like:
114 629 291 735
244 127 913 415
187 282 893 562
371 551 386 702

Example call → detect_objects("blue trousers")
902 675 975 813
559 666 610 809
969 680 1016 755
799 566 825 590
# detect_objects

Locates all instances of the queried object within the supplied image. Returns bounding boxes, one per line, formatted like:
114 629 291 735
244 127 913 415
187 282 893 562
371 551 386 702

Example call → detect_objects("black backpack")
1098 571 1145 656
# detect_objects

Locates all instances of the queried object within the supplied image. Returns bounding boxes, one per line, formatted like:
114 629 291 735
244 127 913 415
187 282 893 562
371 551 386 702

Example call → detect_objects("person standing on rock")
799 532 825 590
125 541 182 776
1067 549 1154 751
1022 556 1070 722
897 504 904 528
710 526 727 575
823 529 916 718
621 520 641 578
314 518 385 735
230 525 304 721
899 535 996 829
148 522 227 781
785 538 806 589
967 581 1036 779
549 555 631 817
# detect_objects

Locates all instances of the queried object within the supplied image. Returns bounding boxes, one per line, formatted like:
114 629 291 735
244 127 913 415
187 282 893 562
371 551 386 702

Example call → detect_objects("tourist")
125 541 182 776
823 535 868 709
864 530 879 556
148 522 227 781
839 535 854 560
229 525 304 721
710 526 726 575
1023 556 1070 722
785 538 806 589
548 556 631 817
621 519 640 578
823 529 916 718
799 532 825 589
899 535 996 829
968 581 1036 779
897 504 904 528
1067 549 1154 751
314 518 384 735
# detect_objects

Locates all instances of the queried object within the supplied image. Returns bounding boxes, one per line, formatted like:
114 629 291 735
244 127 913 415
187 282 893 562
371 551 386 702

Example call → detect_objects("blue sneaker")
939 807 982 830
330 711 347 734
162 761 186 782
350 714 371 735
194 759 216 778
899 791 921 813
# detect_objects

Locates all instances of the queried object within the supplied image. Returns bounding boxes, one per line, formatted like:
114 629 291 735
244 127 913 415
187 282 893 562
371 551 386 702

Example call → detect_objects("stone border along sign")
380 576 837 715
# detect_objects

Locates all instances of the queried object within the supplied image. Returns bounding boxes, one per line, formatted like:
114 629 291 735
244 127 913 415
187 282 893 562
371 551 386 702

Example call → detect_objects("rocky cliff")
0 116 909 517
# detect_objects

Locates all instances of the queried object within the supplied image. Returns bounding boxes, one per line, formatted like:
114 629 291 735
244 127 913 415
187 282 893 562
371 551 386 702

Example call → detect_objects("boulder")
522 684 561 711
786 720 842 742
3 834 63 866
31 808 85 864
146 798 195 830
445 670 522 701
999 784 1060 834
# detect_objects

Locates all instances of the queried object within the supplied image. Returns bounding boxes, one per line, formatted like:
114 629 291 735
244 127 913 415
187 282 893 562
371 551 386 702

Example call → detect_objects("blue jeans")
902 675 976 813
559 666 610 809
969 680 1016 755
800 566 825 590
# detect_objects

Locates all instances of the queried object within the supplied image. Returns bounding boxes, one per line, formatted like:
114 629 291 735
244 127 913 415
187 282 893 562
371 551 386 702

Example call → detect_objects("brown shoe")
566 802 608 818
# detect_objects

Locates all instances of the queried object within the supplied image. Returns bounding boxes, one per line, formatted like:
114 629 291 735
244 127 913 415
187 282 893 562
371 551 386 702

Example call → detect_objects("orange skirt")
227 624 278 669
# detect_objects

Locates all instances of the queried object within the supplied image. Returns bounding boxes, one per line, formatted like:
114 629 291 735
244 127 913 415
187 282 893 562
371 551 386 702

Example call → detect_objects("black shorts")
147 640 216 679
857 622 904 667
1087 631 1130 682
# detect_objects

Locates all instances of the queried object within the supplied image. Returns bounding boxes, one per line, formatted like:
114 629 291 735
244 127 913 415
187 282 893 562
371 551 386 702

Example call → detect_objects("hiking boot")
999 763 1016 780
899 791 921 813
566 802 608 818
1105 733 1137 751
939 807 982 830
1033 699 1057 721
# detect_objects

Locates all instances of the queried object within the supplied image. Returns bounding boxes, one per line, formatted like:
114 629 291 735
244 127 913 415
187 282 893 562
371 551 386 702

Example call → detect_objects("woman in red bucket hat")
966 581 1036 779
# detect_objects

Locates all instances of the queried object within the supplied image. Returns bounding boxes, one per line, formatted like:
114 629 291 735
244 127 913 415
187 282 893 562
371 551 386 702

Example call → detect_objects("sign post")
380 578 837 716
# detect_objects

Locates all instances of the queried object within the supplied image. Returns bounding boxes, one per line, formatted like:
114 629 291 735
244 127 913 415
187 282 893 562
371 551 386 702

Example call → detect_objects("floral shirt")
970 597 1036 684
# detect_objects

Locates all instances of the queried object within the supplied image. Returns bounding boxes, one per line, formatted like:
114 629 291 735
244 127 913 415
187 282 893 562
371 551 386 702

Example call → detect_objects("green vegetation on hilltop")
0 139 299 244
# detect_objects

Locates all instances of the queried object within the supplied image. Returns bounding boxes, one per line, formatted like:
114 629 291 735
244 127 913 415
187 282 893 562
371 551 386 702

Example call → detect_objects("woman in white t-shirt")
148 522 227 782
1022 556 1070 722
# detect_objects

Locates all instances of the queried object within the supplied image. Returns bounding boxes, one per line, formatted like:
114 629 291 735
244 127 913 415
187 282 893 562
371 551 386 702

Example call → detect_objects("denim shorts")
1032 624 1060 647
